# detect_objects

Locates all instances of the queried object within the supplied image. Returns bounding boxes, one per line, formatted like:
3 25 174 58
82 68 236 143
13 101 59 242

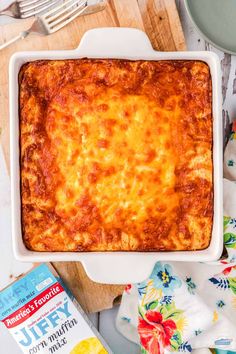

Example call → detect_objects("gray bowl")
185 0 236 54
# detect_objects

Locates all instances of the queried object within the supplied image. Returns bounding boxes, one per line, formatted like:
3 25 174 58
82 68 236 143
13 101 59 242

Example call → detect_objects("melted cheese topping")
20 59 213 251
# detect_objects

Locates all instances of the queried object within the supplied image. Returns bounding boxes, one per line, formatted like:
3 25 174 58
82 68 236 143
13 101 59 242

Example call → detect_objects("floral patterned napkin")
116 123 236 353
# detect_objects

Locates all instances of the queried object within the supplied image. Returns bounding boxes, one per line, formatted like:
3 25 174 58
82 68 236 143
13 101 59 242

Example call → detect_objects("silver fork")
0 0 60 19
0 0 105 50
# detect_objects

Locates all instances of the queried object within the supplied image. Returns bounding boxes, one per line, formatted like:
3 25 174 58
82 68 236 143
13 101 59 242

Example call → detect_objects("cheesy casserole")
19 59 213 252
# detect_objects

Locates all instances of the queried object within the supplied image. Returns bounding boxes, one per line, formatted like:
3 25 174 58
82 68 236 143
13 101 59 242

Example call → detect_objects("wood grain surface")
0 0 186 313
53 262 125 313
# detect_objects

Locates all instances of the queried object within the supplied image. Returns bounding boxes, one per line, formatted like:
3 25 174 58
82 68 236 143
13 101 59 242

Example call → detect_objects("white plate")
9 28 223 284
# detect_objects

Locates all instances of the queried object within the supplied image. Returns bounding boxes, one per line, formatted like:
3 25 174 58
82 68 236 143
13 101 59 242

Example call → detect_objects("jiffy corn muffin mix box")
0 264 111 354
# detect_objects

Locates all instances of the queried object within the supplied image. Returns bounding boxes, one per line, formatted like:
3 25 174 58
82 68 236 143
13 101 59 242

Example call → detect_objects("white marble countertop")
0 1 235 353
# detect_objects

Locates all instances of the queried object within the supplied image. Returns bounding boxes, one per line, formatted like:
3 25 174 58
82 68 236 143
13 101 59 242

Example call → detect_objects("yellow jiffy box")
0 264 112 354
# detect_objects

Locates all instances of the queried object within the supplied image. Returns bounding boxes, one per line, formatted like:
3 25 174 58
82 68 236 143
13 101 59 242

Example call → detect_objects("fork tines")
42 0 88 32
19 0 60 18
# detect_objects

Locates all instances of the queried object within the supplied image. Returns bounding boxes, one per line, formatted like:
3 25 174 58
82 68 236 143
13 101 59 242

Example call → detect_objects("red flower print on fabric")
138 310 176 354
125 284 132 293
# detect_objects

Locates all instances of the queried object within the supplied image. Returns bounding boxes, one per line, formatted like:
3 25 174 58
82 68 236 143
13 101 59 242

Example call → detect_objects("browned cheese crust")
19 59 213 251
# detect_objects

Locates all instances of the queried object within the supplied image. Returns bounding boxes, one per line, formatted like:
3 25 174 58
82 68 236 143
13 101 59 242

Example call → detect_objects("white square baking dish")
9 28 223 284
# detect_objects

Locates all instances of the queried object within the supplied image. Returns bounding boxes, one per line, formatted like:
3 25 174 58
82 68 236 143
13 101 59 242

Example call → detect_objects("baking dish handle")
82 256 156 284
76 27 155 57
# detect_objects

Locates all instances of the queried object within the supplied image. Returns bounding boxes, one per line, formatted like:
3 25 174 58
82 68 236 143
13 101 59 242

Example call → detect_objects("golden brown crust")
19 59 213 252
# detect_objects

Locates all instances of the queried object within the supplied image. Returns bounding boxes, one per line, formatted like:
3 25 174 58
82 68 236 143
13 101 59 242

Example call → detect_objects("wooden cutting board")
0 0 186 313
